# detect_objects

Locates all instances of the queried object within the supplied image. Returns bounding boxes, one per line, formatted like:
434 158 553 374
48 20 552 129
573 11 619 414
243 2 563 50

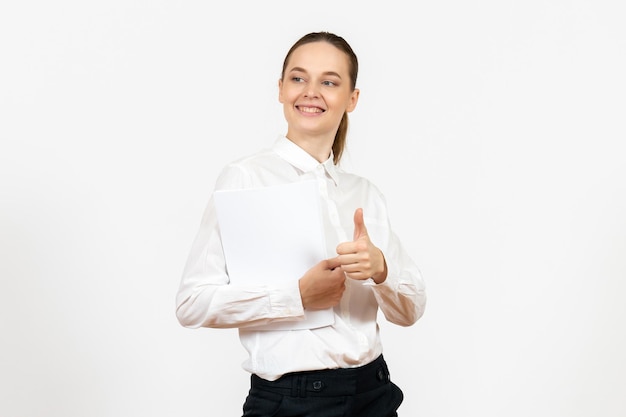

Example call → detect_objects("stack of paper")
213 180 335 331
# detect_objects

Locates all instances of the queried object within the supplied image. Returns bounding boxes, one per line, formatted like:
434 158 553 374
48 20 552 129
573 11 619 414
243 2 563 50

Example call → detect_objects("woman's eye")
291 77 304 83
322 80 336 86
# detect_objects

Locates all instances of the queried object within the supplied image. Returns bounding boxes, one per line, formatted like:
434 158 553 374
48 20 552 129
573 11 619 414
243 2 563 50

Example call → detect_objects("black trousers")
241 355 404 417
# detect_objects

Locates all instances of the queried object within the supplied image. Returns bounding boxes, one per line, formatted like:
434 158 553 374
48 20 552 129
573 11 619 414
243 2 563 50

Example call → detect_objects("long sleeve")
175 165 306 329
357 189 427 327
370 227 427 327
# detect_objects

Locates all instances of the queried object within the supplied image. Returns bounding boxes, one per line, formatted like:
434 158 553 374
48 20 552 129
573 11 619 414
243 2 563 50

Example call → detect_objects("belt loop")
290 375 299 397
290 375 308 398
300 375 307 398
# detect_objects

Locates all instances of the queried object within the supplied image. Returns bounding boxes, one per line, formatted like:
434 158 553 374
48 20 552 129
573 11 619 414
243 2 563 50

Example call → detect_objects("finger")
343 269 369 280
340 262 361 273
353 208 368 241
336 241 358 256
336 253 359 267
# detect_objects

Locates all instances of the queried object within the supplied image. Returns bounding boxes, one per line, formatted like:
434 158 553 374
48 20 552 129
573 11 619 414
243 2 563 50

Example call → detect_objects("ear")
346 88 360 113
278 78 284 103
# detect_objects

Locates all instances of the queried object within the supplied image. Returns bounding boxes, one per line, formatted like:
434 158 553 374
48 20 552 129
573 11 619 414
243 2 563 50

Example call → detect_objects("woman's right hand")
298 258 345 310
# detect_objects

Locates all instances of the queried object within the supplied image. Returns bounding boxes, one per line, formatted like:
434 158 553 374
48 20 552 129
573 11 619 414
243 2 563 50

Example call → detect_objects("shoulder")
214 146 284 190
214 148 269 189
227 147 278 171
335 166 386 198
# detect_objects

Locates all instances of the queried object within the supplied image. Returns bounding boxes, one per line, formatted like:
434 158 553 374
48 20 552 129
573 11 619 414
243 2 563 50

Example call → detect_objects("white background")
1 1 625 416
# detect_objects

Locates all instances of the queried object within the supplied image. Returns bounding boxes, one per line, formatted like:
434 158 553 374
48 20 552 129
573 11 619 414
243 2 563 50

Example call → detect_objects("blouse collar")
273 136 340 185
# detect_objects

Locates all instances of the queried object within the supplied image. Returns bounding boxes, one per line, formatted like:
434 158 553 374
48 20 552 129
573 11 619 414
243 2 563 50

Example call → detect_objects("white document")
213 180 335 331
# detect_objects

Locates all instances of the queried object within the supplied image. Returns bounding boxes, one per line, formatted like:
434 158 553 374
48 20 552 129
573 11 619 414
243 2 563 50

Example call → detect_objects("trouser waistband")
250 355 392 397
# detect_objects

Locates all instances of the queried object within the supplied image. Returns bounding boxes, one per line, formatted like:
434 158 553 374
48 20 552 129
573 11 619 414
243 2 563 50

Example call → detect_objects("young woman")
176 31 427 417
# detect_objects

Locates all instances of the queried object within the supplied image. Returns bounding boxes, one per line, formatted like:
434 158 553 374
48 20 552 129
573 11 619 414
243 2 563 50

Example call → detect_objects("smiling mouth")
297 106 324 114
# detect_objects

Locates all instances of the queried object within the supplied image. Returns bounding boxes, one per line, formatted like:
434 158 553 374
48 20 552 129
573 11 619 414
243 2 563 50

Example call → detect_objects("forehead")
286 41 351 75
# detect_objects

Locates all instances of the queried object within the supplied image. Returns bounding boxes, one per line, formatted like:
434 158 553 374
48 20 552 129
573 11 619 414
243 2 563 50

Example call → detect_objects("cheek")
279 88 298 104
330 90 353 107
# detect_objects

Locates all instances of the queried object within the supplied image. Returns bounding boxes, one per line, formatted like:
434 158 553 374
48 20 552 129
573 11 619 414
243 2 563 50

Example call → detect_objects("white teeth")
299 106 322 113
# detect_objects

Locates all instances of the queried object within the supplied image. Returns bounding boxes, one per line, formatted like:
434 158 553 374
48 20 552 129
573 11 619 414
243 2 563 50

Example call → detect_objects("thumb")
353 208 368 241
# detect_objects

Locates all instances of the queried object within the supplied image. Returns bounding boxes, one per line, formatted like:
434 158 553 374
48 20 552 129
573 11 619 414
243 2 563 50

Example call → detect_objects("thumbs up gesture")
336 208 388 284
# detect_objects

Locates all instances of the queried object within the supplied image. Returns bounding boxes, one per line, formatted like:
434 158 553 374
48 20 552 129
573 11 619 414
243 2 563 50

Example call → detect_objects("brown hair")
281 32 359 164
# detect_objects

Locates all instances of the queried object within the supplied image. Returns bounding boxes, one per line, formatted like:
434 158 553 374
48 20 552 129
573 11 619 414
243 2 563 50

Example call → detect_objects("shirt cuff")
268 281 305 319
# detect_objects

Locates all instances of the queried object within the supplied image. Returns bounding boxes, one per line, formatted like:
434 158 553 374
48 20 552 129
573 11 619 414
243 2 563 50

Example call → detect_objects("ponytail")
332 112 349 164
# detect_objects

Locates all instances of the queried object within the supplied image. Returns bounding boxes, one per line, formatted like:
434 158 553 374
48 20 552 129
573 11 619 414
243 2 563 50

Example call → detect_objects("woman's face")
279 41 359 144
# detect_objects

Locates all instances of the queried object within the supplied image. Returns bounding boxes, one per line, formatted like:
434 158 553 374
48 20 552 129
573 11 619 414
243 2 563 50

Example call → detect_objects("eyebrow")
288 67 343 79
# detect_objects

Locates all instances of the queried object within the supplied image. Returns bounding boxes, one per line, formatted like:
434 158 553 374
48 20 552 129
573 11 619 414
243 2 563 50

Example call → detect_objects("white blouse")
176 135 426 381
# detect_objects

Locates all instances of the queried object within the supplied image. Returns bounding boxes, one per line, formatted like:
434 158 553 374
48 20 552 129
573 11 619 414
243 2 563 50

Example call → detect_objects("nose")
303 82 320 98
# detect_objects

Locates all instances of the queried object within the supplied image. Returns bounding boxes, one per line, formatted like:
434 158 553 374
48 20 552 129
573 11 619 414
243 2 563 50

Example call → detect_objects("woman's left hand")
335 208 387 284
